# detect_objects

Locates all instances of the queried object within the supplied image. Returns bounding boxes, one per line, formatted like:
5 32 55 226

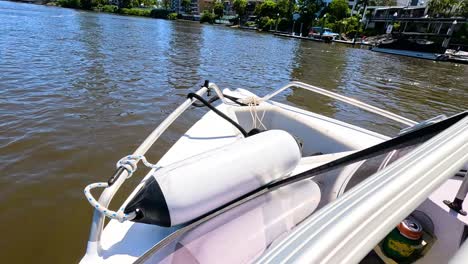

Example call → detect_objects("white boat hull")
372 47 445 61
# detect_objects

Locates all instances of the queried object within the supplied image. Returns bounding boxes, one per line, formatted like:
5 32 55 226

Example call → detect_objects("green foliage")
57 0 81 8
257 16 275 31
150 8 172 18
161 0 171 9
214 1 224 18
182 0 191 13
462 0 468 16
427 0 468 17
119 0 132 8
91 0 108 8
452 23 468 45
140 0 158 6
244 21 256 27
252 0 295 32
119 8 152 16
333 15 362 35
200 11 215 23
233 0 247 18
57 0 156 10
101 4 118 12
255 0 278 18
328 0 349 20
428 0 452 17
276 0 290 17
297 0 322 24
81 0 92 9
317 15 335 30
295 0 322 36
167 12 178 19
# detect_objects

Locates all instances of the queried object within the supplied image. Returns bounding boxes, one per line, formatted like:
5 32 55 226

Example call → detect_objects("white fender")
123 130 302 226
152 180 321 264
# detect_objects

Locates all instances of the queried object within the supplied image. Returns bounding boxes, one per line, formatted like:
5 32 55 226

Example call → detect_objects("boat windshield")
135 143 422 264
135 112 467 264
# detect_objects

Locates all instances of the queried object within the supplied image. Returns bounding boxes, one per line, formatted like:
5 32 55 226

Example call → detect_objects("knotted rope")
84 155 160 222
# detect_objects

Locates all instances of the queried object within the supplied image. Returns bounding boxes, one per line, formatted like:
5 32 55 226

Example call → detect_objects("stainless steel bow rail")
262 81 418 127
83 81 417 257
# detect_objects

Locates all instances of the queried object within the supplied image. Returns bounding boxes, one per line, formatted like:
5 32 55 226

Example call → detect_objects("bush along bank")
55 0 177 19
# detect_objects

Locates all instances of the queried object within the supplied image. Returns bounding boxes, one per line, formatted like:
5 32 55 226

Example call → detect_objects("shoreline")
5 1 467 64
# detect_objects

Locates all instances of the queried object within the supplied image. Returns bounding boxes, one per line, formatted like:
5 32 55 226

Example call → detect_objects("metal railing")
262 81 417 126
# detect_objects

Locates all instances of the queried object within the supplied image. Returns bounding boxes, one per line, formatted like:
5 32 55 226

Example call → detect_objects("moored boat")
371 47 447 60
371 33 449 61
80 81 468 264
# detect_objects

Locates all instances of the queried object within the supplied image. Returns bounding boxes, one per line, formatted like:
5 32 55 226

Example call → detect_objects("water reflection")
166 22 203 89
288 40 343 118
75 13 108 96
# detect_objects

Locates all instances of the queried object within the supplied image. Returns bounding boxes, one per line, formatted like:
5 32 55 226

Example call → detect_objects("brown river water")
0 1 467 262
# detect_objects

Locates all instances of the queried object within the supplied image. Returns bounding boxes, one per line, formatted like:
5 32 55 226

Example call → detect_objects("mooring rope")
84 155 160 222
242 96 267 130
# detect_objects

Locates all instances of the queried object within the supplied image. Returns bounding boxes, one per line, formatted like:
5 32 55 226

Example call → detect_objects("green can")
382 217 423 263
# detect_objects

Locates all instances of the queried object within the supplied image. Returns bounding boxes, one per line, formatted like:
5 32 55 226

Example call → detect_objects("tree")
427 0 466 17
336 16 362 35
182 0 191 13
287 0 297 18
254 0 278 18
462 0 468 17
329 0 350 20
214 1 224 18
119 0 133 8
200 10 216 23
277 0 290 17
233 0 247 18
81 0 92 9
297 0 321 20
140 0 157 7
162 0 170 9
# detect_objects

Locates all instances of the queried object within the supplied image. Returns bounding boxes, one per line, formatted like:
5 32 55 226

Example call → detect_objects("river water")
0 1 467 262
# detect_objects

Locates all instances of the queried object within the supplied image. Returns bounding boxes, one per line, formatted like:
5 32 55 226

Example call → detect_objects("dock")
274 33 324 42
332 39 372 46
274 33 375 47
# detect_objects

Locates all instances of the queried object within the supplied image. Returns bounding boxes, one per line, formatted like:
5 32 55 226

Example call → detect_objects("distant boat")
371 47 447 60
309 27 339 42
445 49 468 64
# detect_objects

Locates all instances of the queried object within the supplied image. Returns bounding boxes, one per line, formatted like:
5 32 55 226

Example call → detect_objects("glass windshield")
137 146 422 264
136 112 467 264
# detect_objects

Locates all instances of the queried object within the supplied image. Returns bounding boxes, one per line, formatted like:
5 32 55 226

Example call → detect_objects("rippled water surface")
0 1 467 262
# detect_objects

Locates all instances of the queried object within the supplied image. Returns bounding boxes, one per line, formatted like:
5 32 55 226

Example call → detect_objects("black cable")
224 94 248 106
192 95 220 107
187 93 248 137
191 94 248 107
